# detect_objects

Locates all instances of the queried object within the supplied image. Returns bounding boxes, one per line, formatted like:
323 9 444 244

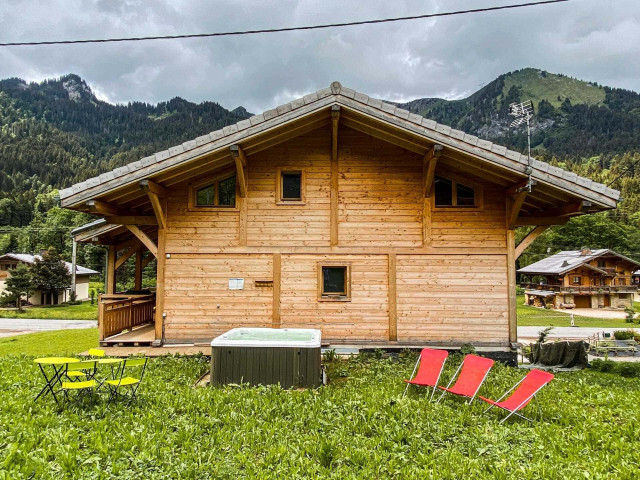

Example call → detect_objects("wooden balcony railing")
520 283 638 294
98 294 155 340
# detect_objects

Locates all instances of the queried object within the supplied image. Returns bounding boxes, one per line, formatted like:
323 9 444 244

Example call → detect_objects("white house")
0 253 98 305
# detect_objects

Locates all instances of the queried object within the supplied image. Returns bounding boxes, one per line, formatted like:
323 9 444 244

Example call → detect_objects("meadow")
1 331 639 478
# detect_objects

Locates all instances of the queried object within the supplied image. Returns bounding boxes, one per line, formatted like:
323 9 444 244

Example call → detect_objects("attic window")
192 173 237 208
434 176 476 207
276 168 306 204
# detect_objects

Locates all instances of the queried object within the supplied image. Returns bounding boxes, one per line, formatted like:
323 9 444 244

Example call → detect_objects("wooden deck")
100 323 155 346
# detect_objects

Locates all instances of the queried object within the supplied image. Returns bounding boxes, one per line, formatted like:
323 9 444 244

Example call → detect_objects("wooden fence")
98 294 155 340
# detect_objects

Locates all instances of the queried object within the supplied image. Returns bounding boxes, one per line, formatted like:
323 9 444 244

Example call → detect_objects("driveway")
518 326 621 341
569 308 629 319
0 318 97 338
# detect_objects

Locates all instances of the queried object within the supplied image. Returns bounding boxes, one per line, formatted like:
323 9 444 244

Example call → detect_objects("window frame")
571 276 581 285
188 170 239 211
276 167 306 205
317 262 351 302
431 171 483 211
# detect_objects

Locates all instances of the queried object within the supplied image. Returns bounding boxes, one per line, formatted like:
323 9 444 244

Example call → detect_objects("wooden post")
71 238 77 299
98 294 106 341
388 253 397 341
506 195 517 344
134 246 143 290
106 245 116 294
239 196 248 246
273 253 281 328
330 105 340 247
154 229 166 343
422 145 442 246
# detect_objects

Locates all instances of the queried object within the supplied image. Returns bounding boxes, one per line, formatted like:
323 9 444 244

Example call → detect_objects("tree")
29 248 71 303
3 263 31 310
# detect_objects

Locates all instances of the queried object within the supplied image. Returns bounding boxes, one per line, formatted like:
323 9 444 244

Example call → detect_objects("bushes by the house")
613 330 636 340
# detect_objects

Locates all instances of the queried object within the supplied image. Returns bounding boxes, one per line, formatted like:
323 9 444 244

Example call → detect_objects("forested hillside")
1 68 639 274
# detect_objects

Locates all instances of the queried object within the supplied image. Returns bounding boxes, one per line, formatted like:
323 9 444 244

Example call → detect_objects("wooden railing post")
98 294 106 341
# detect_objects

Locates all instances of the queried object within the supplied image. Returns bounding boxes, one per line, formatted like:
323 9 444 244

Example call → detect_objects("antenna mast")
508 100 534 192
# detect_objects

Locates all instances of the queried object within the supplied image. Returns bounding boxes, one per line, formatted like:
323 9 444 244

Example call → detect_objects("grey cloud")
0 0 638 112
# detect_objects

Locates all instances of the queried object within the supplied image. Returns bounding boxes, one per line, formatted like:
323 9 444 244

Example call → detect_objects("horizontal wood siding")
396 255 509 343
430 187 507 249
247 127 331 247
163 255 273 340
339 127 423 247
280 254 389 341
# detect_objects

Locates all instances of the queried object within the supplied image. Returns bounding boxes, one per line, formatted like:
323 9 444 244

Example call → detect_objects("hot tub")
210 328 322 388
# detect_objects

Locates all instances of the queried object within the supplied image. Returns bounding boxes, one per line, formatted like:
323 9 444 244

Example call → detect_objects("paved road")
0 318 97 338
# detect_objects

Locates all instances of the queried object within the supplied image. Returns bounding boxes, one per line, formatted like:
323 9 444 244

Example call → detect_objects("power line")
606 157 640 187
0 0 570 47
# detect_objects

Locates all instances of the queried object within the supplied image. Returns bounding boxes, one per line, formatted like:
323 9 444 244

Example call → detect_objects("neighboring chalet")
518 248 639 309
0 253 98 305
58 81 619 361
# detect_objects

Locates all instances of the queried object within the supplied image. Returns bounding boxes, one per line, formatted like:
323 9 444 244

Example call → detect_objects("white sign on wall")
228 278 245 290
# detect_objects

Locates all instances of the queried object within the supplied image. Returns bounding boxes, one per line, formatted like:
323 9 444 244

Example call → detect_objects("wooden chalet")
518 248 639 309
59 81 619 358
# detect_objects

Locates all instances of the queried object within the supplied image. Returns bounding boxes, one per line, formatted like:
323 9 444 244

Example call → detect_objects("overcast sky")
0 0 638 112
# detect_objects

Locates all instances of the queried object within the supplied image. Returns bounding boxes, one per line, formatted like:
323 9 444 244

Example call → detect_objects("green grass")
502 68 606 109
0 329 98 357
516 295 632 328
0 350 639 478
0 301 98 320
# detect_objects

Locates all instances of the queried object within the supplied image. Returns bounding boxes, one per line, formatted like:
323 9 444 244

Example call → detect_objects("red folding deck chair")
436 354 494 405
479 369 554 423
402 348 449 401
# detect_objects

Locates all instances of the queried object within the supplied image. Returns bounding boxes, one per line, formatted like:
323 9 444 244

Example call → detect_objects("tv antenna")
509 100 534 192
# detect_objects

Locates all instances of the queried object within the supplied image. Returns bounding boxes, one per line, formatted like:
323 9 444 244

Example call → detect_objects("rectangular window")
618 278 626 286
318 263 351 301
277 168 305 204
572 276 581 285
597 260 606 268
434 175 475 207
189 174 237 208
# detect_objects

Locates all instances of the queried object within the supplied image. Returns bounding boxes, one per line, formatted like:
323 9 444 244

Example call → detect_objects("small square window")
572 276 581 285
318 263 351 301
281 172 302 200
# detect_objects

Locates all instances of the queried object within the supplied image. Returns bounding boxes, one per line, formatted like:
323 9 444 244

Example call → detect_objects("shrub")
591 359 616 372
617 363 640 378
516 286 525 295
538 326 554 343
624 307 635 323
613 330 636 340
460 343 476 355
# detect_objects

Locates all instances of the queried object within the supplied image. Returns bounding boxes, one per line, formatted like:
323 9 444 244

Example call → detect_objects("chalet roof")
0 253 99 276
517 249 640 276
58 81 620 210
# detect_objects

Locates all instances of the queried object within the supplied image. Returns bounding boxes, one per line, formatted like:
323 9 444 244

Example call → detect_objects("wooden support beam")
273 253 281 328
86 199 121 216
139 179 167 197
115 245 137 270
535 201 592 218
515 226 549 259
154 228 166 342
506 229 517 344
388 253 397 342
115 236 142 254
106 245 116 295
330 105 340 247
508 190 528 229
140 179 167 229
422 144 443 198
125 225 158 257
134 246 143 290
105 216 158 226
230 145 248 198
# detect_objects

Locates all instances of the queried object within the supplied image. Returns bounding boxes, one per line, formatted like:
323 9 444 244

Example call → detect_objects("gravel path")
0 318 97 335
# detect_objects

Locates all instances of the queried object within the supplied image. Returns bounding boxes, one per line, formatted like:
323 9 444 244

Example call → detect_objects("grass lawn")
1 332 639 478
0 301 98 320
516 295 633 328
0 329 98 356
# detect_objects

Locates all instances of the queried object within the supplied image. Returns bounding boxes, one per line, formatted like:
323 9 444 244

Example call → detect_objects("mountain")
397 68 640 157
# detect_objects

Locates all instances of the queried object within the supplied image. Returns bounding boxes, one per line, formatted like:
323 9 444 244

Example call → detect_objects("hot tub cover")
211 328 322 348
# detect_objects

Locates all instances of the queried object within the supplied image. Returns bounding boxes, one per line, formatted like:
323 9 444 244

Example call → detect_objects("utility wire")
0 0 569 47
606 157 640 187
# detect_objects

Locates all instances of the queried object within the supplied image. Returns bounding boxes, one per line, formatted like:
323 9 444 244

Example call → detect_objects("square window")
281 172 302 200
318 263 351 301
572 276 581 285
